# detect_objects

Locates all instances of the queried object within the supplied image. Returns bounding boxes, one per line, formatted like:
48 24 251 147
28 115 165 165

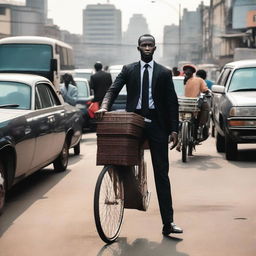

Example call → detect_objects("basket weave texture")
96 112 145 166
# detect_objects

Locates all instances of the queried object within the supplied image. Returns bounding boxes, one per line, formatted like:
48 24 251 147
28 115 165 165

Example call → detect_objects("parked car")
74 77 94 130
73 68 94 81
211 60 256 160
0 73 83 213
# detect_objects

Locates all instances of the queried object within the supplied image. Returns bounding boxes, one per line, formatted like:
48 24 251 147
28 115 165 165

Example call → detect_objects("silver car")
212 60 256 160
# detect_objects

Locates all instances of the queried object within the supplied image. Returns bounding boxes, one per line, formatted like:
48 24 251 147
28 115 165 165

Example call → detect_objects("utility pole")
178 3 181 63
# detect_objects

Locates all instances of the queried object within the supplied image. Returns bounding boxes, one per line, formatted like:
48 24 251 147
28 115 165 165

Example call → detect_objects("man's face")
137 37 156 61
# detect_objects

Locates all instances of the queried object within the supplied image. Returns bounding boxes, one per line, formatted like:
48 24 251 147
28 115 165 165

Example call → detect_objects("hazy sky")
14 0 210 42
47 0 210 42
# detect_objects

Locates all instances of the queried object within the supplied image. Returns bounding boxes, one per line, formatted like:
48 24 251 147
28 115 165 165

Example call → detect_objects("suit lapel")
152 61 159 96
134 61 141 94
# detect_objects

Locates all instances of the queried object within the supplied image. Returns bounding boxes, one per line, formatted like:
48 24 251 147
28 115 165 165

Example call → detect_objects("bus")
0 36 75 91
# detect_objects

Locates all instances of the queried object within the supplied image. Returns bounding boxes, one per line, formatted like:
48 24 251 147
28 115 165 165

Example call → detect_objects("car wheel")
74 142 80 155
53 140 69 172
0 160 6 215
225 135 237 161
216 131 225 153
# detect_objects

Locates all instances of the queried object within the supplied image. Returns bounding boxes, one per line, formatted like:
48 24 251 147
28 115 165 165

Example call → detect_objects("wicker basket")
96 112 145 166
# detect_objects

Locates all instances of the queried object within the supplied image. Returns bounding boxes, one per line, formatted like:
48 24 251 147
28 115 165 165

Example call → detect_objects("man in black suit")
96 34 183 236
90 61 112 106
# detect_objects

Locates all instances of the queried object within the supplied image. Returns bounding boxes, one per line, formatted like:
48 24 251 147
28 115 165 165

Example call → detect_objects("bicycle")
178 97 199 162
93 112 150 244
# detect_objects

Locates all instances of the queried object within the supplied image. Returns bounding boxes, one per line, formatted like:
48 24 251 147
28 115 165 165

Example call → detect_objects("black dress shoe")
162 223 183 236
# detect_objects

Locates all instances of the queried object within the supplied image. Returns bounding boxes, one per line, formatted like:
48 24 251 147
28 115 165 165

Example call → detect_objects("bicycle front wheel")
94 165 124 244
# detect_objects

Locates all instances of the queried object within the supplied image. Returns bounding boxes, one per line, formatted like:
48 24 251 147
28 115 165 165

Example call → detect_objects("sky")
16 0 210 43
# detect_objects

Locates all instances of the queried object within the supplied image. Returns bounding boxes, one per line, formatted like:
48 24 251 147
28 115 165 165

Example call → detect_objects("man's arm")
165 71 179 149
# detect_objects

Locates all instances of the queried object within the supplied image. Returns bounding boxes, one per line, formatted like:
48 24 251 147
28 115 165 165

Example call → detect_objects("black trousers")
143 119 174 225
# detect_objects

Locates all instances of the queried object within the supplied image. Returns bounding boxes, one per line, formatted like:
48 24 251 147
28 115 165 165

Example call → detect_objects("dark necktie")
141 64 149 116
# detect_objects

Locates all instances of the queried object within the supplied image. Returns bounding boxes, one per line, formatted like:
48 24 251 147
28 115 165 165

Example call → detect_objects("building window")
0 7 6 15
253 15 256 23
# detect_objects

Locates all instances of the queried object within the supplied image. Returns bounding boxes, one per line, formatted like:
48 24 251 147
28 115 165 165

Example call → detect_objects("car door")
30 83 65 169
212 68 232 127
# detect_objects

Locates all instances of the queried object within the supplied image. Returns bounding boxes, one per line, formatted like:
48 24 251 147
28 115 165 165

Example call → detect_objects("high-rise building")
0 3 44 37
124 14 149 44
26 0 47 23
83 4 122 66
163 24 179 67
122 14 150 63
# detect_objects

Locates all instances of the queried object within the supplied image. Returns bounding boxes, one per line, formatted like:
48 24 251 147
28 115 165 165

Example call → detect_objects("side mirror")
212 85 225 94
50 58 58 71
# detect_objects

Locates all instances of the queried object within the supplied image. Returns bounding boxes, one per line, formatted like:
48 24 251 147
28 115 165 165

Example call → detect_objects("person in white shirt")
60 73 78 106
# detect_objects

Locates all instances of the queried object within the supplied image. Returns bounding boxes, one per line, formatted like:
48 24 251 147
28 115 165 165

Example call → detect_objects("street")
0 132 256 256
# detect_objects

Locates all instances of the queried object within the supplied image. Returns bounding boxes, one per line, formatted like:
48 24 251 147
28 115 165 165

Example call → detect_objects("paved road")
1 133 256 256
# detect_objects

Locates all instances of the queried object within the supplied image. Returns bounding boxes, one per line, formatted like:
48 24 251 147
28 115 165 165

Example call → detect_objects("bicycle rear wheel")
181 121 189 162
94 165 124 244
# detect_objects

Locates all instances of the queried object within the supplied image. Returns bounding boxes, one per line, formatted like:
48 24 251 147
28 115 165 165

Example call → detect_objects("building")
26 0 47 24
0 3 44 37
83 4 122 67
123 14 150 63
179 5 204 65
163 24 179 67
206 0 256 66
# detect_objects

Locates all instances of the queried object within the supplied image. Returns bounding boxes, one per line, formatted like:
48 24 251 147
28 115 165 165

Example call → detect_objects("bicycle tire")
181 121 189 162
94 165 124 244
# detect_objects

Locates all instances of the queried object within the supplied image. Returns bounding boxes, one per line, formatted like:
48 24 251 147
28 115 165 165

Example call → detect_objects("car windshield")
0 81 31 109
173 78 185 96
228 67 256 92
76 81 90 97
0 44 52 72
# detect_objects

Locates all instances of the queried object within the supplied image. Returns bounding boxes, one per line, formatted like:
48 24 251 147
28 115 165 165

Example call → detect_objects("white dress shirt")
136 60 155 109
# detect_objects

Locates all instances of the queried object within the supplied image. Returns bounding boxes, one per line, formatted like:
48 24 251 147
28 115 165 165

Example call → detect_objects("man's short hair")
138 34 155 46
196 69 207 80
94 61 103 71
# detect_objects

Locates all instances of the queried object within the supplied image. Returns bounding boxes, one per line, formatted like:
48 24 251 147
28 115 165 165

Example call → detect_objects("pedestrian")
196 69 214 90
172 66 180 76
95 34 183 236
103 65 109 72
60 73 78 106
183 64 210 139
90 61 112 106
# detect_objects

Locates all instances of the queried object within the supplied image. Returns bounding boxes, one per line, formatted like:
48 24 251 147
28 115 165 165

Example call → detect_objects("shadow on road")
0 167 71 236
97 236 188 256
175 155 222 171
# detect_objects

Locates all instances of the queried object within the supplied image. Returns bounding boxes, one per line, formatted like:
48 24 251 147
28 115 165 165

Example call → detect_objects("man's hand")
94 108 107 120
169 132 178 150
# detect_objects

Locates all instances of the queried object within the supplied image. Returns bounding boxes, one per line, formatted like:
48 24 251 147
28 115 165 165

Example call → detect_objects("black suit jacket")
90 70 112 103
101 61 179 134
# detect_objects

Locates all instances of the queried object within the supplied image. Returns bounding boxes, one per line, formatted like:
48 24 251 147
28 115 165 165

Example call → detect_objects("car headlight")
229 107 256 117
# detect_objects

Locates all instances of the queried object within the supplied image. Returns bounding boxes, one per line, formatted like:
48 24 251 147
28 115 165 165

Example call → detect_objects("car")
211 60 256 160
73 68 94 81
173 75 185 96
74 77 94 130
0 73 83 213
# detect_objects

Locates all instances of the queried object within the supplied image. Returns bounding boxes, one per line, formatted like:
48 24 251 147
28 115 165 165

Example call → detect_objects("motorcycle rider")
183 64 210 141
